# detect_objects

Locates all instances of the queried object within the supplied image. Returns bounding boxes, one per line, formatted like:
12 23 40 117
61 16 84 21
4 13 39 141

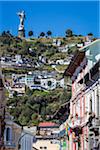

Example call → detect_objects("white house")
12 72 65 91
58 45 69 52
56 59 70 65
41 78 57 90
15 55 23 64
52 39 61 47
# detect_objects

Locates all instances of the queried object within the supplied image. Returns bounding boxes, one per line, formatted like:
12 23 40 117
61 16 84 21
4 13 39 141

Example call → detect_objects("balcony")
73 117 81 128
91 118 100 127
75 84 84 97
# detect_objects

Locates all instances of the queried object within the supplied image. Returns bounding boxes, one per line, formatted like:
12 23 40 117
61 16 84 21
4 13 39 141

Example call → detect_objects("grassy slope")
1 34 83 125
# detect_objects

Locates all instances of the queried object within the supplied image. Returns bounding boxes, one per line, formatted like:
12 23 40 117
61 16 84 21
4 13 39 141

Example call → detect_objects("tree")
47 30 52 37
13 91 18 97
28 31 33 37
78 34 83 37
40 32 45 37
65 29 73 37
6 30 10 34
2 31 6 36
67 48 72 54
87 33 93 36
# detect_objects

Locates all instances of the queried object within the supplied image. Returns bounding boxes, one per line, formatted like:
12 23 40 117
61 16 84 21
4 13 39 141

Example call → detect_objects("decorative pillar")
69 134 73 150
73 142 76 150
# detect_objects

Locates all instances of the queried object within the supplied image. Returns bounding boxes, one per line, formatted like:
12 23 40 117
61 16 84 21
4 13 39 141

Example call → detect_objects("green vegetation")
41 65 54 71
28 30 34 37
2 67 34 76
0 31 84 126
7 88 71 126
0 31 83 59
65 29 73 37
56 65 68 72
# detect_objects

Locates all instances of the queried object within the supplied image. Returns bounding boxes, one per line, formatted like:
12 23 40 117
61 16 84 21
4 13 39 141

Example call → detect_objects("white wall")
21 133 33 150
85 80 100 118
33 140 60 150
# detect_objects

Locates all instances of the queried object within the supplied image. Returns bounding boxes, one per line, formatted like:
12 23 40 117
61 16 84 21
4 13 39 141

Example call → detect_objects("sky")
0 1 99 37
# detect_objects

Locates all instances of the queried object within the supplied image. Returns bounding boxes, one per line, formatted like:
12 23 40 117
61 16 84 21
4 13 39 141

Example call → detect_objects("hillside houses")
5 71 65 97
12 71 65 90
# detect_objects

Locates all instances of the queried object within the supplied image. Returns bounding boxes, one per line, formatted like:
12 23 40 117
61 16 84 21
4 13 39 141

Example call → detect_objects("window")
6 127 12 142
76 100 80 117
40 147 43 149
97 89 99 117
90 97 92 113
48 81 52 86
34 80 41 85
0 78 4 87
40 146 47 149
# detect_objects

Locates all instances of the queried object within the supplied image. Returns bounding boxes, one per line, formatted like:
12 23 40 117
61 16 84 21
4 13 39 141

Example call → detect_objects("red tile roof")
38 122 59 127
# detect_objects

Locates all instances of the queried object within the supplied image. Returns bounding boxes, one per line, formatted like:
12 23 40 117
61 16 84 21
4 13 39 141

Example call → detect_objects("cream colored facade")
33 139 60 150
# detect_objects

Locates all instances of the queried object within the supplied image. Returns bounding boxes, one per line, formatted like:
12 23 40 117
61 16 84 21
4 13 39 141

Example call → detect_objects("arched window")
6 127 12 142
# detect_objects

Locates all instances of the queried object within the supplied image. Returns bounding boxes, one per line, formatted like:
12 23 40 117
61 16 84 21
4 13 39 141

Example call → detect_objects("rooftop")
38 122 59 128
64 39 100 77
64 50 85 77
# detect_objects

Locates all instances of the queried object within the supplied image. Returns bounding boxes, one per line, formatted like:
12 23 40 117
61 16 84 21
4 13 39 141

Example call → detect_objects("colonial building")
33 122 60 150
4 114 22 150
64 39 100 150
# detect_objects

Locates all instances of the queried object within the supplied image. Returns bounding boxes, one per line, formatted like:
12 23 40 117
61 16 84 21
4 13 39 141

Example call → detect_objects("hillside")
0 32 85 126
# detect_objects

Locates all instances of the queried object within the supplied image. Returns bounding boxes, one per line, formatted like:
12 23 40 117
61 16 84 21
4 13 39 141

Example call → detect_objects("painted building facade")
33 122 60 150
64 39 100 150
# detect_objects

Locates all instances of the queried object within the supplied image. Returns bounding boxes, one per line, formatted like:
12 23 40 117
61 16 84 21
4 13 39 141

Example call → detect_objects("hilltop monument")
17 10 26 38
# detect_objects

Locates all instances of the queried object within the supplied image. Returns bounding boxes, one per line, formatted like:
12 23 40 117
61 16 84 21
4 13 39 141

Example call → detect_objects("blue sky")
0 1 99 37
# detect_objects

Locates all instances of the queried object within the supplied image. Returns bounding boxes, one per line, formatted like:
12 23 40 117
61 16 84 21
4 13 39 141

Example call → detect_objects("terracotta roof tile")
38 122 59 127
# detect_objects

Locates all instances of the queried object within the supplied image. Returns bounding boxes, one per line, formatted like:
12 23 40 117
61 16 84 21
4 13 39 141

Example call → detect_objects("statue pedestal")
18 29 25 38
